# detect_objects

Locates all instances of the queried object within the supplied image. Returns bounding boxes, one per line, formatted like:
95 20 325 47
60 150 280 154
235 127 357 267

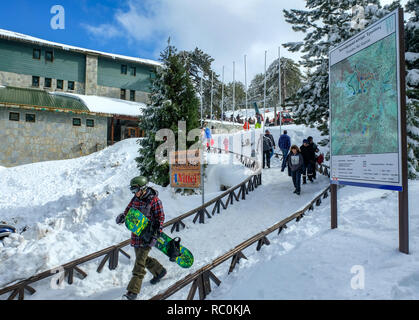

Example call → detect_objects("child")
287 145 304 195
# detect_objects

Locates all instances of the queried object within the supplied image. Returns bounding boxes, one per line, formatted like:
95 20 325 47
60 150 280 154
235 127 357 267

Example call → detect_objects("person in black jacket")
307 136 319 180
300 139 315 184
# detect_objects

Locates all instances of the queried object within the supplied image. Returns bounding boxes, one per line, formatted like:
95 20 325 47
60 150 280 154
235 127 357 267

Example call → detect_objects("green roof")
0 86 89 112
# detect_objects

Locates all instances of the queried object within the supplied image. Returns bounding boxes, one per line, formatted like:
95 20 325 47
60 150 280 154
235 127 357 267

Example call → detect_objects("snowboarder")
116 176 166 300
278 130 291 172
287 145 304 195
300 139 316 184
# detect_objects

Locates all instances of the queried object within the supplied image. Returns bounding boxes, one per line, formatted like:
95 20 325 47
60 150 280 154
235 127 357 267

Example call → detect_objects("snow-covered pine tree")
248 57 304 111
136 41 200 186
283 0 399 146
405 0 419 178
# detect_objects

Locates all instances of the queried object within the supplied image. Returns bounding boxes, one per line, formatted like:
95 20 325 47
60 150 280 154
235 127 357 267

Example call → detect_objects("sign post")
329 8 408 253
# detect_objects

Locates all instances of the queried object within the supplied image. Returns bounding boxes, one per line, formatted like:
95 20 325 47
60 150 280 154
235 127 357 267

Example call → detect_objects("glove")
116 213 125 225
148 236 158 248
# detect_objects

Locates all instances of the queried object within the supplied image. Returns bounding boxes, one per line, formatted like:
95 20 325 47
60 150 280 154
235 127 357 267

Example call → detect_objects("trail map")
330 33 398 156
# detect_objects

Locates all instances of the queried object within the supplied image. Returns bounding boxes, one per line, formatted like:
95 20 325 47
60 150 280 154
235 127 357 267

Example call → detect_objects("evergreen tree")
405 0 419 178
248 57 304 110
283 0 399 145
136 41 200 186
178 48 222 119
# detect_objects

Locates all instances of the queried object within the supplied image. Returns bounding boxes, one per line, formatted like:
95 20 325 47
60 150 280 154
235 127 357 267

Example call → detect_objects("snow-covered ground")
1 123 417 300
0 138 251 290
208 181 419 300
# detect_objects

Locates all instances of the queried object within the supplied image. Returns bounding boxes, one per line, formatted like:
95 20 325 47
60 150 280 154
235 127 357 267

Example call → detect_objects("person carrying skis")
116 176 166 300
278 130 291 172
300 139 316 184
287 145 304 195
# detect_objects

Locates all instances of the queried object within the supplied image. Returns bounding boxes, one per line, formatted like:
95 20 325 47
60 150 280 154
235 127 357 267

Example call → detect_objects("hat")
303 139 308 144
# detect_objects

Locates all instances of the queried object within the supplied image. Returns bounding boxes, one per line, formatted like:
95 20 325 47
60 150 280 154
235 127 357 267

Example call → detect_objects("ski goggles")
130 185 147 194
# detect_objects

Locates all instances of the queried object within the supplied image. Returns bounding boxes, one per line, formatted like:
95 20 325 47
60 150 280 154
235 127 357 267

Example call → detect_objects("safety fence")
150 163 332 300
0 150 262 300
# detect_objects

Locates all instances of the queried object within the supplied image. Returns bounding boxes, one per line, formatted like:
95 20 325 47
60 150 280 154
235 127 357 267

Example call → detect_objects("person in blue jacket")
278 130 291 172
204 124 212 151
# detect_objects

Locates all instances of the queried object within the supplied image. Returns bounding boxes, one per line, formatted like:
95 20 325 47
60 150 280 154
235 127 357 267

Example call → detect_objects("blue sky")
0 0 158 60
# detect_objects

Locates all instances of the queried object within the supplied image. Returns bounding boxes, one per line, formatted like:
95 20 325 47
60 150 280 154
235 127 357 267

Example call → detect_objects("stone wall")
85 54 98 95
0 105 107 167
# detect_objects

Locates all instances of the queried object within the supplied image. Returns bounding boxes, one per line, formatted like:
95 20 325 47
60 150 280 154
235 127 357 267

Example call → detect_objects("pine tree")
283 0 399 146
405 0 419 178
248 57 304 109
136 41 200 186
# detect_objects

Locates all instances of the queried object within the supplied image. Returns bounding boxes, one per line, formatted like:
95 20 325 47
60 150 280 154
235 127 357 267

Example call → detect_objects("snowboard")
125 208 194 268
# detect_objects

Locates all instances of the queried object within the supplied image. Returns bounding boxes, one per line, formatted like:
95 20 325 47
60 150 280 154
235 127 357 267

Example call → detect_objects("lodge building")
0 29 160 167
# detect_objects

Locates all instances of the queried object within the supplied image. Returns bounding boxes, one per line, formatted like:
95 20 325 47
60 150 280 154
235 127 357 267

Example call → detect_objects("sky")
0 0 408 83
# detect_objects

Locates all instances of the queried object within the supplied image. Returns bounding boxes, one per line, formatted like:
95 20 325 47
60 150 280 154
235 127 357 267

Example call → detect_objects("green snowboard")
125 208 194 268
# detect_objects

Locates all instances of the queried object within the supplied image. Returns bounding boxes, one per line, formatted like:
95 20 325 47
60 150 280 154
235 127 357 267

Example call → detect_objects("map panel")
330 33 398 156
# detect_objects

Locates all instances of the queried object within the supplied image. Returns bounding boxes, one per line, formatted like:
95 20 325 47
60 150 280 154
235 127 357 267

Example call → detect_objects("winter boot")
150 268 167 285
308 176 313 183
303 176 307 184
122 292 138 300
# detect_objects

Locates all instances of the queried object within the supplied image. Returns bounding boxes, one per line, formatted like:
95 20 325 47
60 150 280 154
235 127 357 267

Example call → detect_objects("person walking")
258 131 274 169
300 139 316 184
287 145 304 195
116 176 166 300
307 136 319 180
278 130 291 172
264 129 275 159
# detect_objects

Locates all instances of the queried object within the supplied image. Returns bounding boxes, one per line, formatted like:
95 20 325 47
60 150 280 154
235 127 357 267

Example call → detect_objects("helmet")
130 176 148 188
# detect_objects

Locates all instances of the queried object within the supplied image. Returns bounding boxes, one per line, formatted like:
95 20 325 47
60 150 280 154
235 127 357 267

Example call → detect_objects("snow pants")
127 246 164 295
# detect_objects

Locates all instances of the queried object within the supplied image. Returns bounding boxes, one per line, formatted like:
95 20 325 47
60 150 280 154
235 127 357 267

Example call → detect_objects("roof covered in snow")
50 92 145 117
0 28 161 67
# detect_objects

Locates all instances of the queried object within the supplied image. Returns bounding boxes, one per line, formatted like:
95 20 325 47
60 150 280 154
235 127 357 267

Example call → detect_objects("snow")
407 69 419 87
50 92 146 117
406 52 419 63
1 123 417 300
0 29 161 67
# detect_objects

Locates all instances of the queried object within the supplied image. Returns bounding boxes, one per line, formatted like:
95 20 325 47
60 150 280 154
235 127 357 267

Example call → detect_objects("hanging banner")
170 150 201 189
329 9 403 191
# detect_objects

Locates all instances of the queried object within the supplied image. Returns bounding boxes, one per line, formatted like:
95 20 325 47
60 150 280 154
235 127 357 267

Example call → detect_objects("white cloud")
83 0 308 83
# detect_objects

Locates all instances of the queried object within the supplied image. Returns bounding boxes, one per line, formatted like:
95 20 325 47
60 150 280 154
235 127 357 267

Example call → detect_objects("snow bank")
208 181 419 300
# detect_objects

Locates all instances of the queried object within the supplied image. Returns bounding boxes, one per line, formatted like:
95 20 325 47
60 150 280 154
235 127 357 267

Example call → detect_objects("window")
121 64 127 75
33 49 41 59
86 119 94 127
25 114 36 122
130 90 135 101
68 81 75 91
44 78 52 88
9 112 19 121
45 50 54 62
32 76 40 87
57 79 63 90
130 66 136 76
120 89 126 100
73 118 81 126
